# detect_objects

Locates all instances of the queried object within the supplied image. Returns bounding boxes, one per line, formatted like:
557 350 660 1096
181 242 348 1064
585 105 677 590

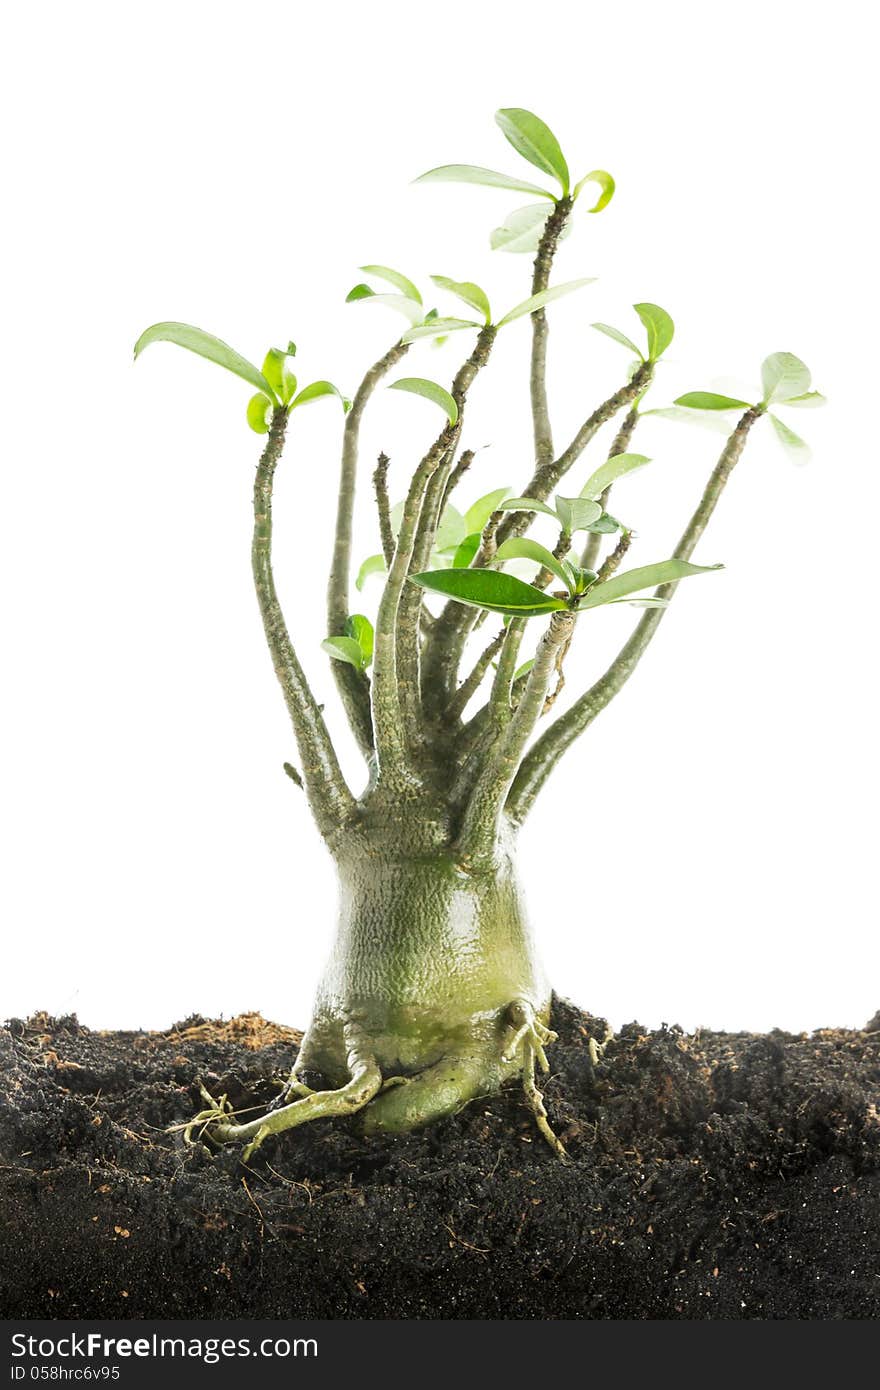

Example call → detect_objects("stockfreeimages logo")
10 1332 317 1367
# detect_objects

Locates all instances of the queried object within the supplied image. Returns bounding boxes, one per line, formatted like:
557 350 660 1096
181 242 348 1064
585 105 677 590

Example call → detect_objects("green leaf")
346 290 424 326
634 303 674 361
673 391 754 411
246 393 273 434
356 554 387 590
133 321 277 402
321 636 366 670
498 277 595 328
359 264 422 304
401 317 480 344
452 533 481 568
591 322 644 359
769 412 811 464
580 452 652 500
414 164 555 199
563 558 585 591
389 500 405 538
497 495 560 521
781 391 826 408
292 380 351 412
490 202 571 254
573 169 615 212
608 596 670 608
583 511 622 534
495 108 569 194
345 613 374 666
573 564 598 589
430 275 491 324
464 487 511 536
435 503 467 553
761 352 812 405
513 658 536 681
495 537 574 593
410 567 567 617
643 405 734 435
262 348 297 404
553 496 604 533
578 559 722 610
388 377 458 424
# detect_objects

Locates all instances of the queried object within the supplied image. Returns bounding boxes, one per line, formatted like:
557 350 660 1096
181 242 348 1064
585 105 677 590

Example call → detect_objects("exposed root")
523 1042 568 1162
588 1021 615 1066
363 1053 494 1135
177 1082 237 1146
177 1027 381 1161
269 1054 314 1109
502 1001 556 1067
175 1005 567 1162
379 1074 410 1092
503 1000 567 1161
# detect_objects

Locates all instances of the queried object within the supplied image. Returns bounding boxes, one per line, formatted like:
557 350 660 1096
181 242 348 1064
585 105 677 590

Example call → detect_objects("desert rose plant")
135 109 822 1160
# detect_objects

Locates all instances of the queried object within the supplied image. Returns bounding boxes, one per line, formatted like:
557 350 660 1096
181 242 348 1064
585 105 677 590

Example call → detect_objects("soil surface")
1 1001 879 1320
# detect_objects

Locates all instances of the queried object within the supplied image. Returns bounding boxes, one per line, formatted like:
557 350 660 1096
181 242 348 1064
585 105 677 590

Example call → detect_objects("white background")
2 1 876 1035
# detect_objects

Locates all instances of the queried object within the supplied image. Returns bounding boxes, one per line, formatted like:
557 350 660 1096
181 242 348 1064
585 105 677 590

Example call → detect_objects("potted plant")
135 108 822 1163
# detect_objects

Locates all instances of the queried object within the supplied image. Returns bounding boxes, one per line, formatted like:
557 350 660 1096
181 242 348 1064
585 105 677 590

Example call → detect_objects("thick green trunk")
299 827 549 1131
186 803 564 1158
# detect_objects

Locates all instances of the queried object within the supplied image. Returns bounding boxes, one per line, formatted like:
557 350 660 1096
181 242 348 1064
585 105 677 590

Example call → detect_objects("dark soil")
1 1001 878 1319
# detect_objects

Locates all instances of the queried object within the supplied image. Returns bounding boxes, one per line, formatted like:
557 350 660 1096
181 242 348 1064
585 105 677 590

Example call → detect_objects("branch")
449 527 568 737
581 406 640 571
409 335 496 574
530 197 573 468
506 407 764 824
595 527 633 582
373 452 395 565
326 340 408 755
422 364 654 714
450 646 537 799
395 328 496 746
371 421 459 785
254 410 357 843
456 610 576 864
541 624 574 715
448 717 497 808
445 625 505 725
440 447 475 511
505 361 655 544
488 618 526 729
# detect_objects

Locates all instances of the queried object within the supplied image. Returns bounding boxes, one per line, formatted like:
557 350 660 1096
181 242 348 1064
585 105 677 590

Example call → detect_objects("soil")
1 1000 878 1320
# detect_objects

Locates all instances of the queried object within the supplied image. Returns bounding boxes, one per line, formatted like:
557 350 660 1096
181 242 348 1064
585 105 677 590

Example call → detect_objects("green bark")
308 824 550 1128
193 808 554 1154
395 328 497 752
252 409 356 844
327 341 409 756
529 196 573 468
421 363 655 717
